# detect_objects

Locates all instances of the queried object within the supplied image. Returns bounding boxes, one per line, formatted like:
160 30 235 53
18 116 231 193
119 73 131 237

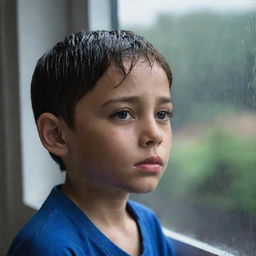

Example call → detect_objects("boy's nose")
138 119 163 148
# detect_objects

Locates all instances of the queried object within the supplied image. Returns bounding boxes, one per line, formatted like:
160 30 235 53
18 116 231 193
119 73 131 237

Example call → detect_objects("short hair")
31 30 172 171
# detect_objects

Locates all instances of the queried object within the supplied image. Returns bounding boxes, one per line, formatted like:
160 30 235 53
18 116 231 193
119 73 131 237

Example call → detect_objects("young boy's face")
64 59 173 194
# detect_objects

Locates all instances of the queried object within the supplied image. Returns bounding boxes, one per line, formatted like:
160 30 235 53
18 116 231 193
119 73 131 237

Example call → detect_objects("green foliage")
164 127 256 214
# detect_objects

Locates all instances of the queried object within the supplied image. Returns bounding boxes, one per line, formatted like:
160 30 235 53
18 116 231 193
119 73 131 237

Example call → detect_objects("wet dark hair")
31 30 172 171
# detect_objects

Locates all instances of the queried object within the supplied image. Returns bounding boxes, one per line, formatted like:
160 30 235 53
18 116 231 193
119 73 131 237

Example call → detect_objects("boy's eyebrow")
101 96 173 108
157 96 173 105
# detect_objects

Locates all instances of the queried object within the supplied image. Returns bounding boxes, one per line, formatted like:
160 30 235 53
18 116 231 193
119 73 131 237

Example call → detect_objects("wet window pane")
119 1 256 255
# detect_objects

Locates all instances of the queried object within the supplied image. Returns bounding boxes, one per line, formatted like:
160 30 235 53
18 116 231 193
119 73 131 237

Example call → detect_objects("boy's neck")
61 175 131 227
61 175 142 256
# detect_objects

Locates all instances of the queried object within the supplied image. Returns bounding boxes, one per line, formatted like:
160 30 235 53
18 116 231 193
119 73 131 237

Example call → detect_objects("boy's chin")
128 181 159 194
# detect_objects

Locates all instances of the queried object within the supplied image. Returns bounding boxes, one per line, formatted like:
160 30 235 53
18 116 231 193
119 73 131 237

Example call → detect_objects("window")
119 1 256 255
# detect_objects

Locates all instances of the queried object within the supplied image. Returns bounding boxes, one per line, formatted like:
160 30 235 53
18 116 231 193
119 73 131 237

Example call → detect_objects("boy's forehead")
92 62 169 106
75 60 171 114
104 64 127 87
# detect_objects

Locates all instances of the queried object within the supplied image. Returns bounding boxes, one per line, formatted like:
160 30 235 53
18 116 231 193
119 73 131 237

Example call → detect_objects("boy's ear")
36 113 69 157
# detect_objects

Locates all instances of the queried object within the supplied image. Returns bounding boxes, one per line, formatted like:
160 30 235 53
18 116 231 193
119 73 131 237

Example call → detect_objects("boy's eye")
112 110 132 120
156 110 173 121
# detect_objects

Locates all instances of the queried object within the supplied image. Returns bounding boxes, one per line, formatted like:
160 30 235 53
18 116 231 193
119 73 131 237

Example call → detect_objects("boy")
7 30 174 256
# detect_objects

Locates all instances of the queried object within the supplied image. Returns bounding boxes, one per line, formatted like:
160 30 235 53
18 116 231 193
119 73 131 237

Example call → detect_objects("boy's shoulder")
7 209 80 255
7 186 87 256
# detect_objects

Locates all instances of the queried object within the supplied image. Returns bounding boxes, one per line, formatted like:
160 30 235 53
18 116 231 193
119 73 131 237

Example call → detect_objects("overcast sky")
119 0 256 26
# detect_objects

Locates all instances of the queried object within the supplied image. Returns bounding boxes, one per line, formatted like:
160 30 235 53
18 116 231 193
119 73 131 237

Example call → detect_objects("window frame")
164 228 236 256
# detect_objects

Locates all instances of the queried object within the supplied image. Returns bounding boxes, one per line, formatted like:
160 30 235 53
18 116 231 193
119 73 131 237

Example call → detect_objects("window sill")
163 228 237 256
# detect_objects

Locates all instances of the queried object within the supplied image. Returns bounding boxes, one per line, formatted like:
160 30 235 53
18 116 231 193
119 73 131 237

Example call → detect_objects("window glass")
119 1 256 255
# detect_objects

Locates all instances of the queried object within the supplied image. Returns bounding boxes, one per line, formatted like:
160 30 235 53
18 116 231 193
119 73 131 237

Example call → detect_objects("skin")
37 59 173 256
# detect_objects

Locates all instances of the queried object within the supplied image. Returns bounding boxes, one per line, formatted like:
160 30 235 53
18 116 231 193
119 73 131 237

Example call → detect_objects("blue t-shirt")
7 185 174 256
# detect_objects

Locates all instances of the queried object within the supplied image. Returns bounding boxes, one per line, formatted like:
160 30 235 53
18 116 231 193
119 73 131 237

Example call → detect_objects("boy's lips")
134 156 163 173
135 156 163 166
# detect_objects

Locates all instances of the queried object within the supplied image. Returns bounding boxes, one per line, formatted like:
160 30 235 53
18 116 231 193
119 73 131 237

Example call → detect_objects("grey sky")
119 0 256 26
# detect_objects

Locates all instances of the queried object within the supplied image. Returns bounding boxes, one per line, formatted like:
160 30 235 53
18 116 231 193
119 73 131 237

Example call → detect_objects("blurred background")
0 0 255 255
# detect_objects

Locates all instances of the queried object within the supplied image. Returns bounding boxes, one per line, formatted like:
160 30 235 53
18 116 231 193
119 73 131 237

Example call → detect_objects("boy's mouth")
135 156 163 166
134 156 163 173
